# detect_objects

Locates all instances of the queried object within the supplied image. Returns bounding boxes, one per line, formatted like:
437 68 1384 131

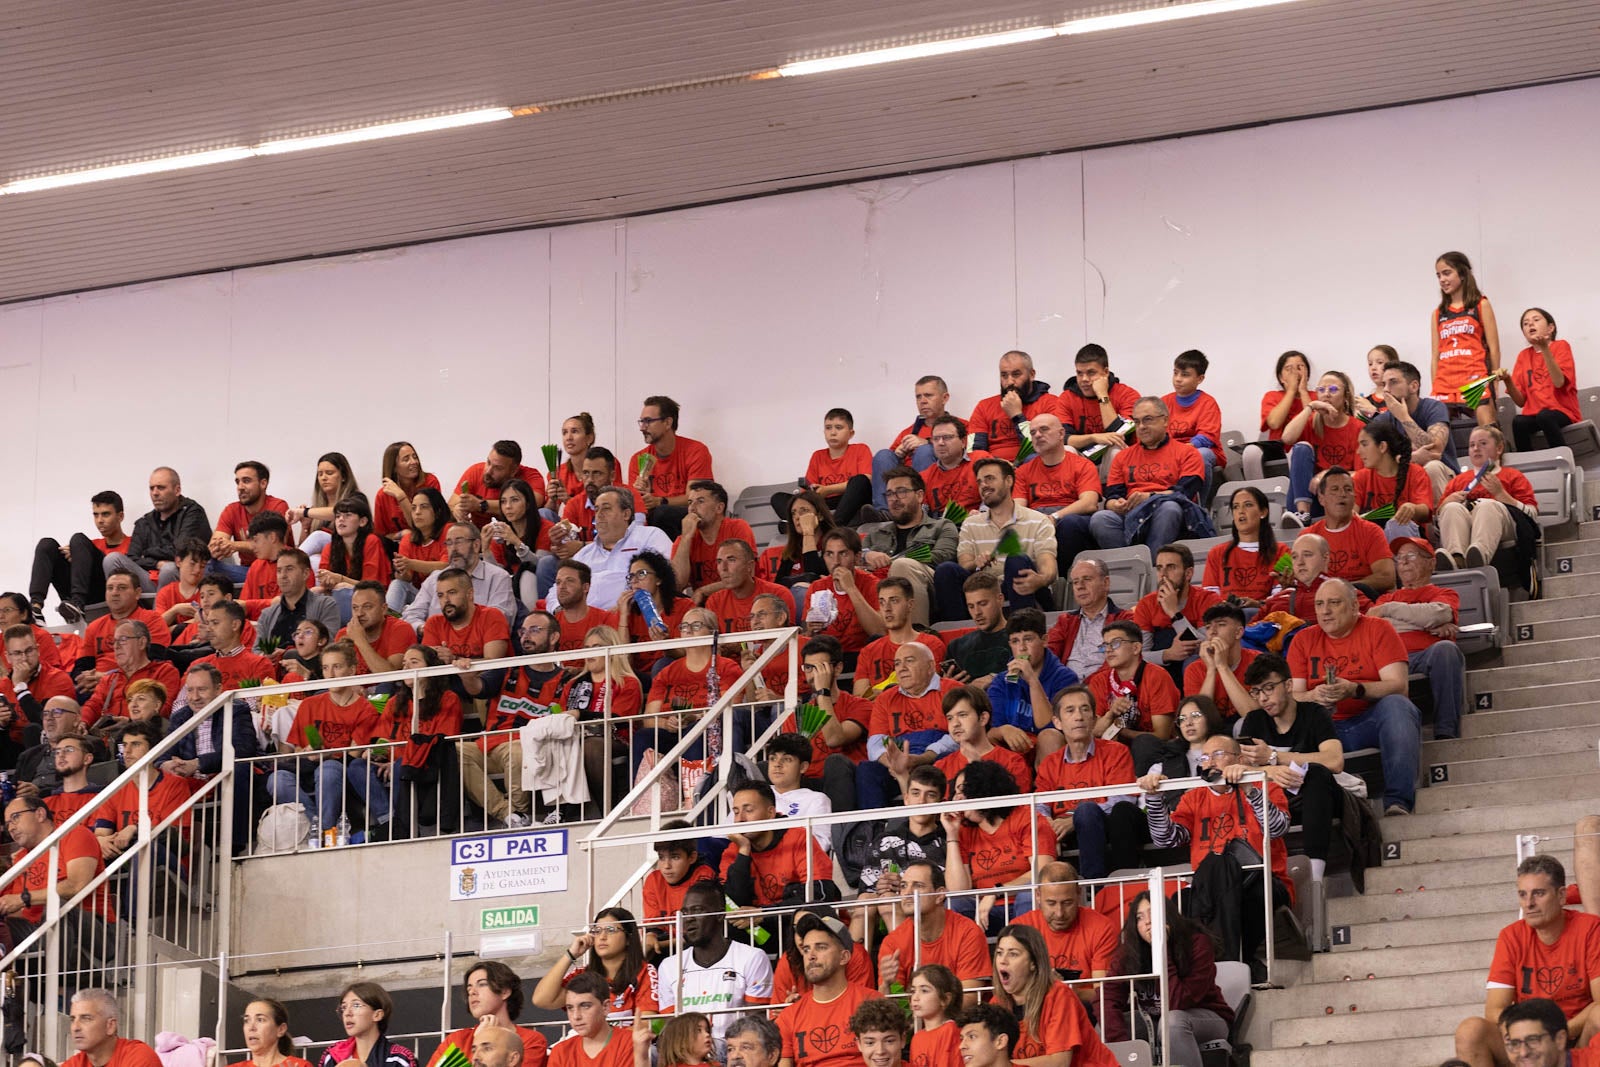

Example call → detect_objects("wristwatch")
1268 750 1279 766
479 499 488 514
1355 683 1367 701
20 888 31 908
813 687 833 698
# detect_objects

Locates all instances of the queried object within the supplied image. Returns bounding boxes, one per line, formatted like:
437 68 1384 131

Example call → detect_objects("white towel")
519 714 591 806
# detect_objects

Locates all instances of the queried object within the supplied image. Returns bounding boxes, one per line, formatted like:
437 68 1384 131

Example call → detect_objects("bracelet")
565 947 577 961
20 888 32 908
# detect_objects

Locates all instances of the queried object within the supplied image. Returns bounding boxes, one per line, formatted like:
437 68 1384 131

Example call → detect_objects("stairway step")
1312 941 1491 982
1544 538 1600 563
1507 615 1600 643
1333 909 1511 952
1415 771 1598 814
1498 635 1600 667
1262 966 1483 1018
1272 1000 1478 1045
1542 572 1600 599
1467 656 1600 692
1513 594 1595 625
1424 722 1600 762
1471 677 1600 711
1362 851 1556 894
1329 881 1508 924
1381 796 1598 843
1429 749 1597 786
1251 1034 1454 1067
1539 551 1600 577
1380 825 1574 865
1462 701 1600 737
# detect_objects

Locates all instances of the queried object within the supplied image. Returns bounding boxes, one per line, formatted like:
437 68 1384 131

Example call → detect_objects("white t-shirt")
774 786 833 853
655 939 774 1042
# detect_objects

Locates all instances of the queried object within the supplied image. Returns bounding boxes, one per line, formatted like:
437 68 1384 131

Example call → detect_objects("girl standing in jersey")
1431 251 1502 427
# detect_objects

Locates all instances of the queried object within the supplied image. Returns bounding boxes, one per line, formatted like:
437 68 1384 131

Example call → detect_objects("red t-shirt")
455 462 547 527
0 665 76 741
1442 465 1538 508
396 531 449 587
1015 452 1103 510
804 571 881 652
546 1029 632 1067
1204 542 1288 601
1287 614 1409 719
627 436 715 502
421 606 511 659
1107 436 1204 496
719 827 834 906
552 606 620 652
854 632 947 692
1510 341 1581 421
869 678 958 740
92 772 192 835
640 862 717 923
62 1038 162 1067
919 455 988 513
777 984 882 1067
3 825 115 924
377 689 464 769
1015 906 1121 977
155 581 201 618
673 517 757 589
625 595 694 674
878 910 991 986
1 624 65 673
1085 662 1180 733
772 950 877 1005
1014 982 1119 1065
216 497 292 563
1163 390 1224 464
1374 584 1460 653
1305 517 1392 583
1034 738 1135 814
374 473 442 539
704 580 791 635
968 392 1063 462
782 692 873 766
1353 466 1435 518
1133 585 1223 637
1183 650 1260 720
1299 416 1363 473
326 535 393 587
957 806 1054 889
176 616 258 648
193 647 280 690
648 656 744 710
241 558 281 606
936 744 1033 792
561 493 598 540
1259 389 1305 440
1170 782 1293 900
289 693 381 750
84 609 172 672
1059 382 1141 436
806 443 874 488
1488 910 1600 1019
81 659 182 724
337 616 418 672
428 1025 548 1067
910 1021 962 1067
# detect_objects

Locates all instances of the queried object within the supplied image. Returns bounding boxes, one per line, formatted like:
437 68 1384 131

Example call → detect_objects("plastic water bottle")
307 814 321 849
335 813 351 847
633 589 666 633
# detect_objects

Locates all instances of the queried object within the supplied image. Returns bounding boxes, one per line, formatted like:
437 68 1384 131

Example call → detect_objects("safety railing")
0 625 802 1056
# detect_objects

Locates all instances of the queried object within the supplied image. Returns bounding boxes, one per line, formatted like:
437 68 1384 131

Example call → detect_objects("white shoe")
503 812 530 829
541 810 563 826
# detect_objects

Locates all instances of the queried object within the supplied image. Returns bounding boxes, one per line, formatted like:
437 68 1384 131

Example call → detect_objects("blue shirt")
1372 397 1460 472
985 651 1079 733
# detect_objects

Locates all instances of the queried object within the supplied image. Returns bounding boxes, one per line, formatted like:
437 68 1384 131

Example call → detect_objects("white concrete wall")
3 78 1598 595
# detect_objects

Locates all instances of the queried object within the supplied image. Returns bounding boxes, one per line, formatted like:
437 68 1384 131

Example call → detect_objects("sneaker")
1280 511 1306 531
28 600 45 626
502 812 530 829
1434 549 1454 571
57 600 85 625
1465 545 1486 569
541 810 563 826
1384 803 1411 817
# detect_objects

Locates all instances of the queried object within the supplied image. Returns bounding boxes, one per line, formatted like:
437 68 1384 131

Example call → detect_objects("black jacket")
128 496 211 570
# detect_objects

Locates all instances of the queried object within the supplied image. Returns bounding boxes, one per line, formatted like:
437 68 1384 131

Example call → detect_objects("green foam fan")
903 543 934 564
435 1045 470 1067
942 501 968 526
797 703 832 738
994 529 1024 557
1458 373 1498 411
1272 552 1294 578
1360 502 1396 524
1013 432 1035 464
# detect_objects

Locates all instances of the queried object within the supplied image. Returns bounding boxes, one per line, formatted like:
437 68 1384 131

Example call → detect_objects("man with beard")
775 913 882 1067
210 460 291 583
452 440 546 525
859 467 958 627
403 522 517 632
629 395 715 539
932 458 1057 622
965 350 1063 463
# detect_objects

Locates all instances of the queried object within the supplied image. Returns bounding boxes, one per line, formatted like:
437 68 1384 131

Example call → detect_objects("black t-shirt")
1238 703 1337 756
861 817 947 890
947 628 1011 680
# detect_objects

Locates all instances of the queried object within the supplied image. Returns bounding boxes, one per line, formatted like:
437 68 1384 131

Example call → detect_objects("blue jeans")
950 886 1035 936
1411 642 1466 738
268 756 390 830
535 553 561 602
208 560 250 586
854 729 947 808
1197 448 1218 501
331 586 354 625
1069 799 1148 879
933 554 1048 621
1333 695 1421 810
1287 442 1325 516
871 445 936 508
1089 499 1183 550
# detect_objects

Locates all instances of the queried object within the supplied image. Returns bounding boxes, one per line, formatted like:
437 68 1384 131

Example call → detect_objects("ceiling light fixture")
1058 0 1308 36
254 107 514 155
776 25 1058 77
2 147 257 194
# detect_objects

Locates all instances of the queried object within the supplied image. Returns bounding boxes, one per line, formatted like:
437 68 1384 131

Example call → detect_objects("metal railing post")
1258 783 1275 984
1150 868 1169 1061
215 699 238 1049
132 770 155 1037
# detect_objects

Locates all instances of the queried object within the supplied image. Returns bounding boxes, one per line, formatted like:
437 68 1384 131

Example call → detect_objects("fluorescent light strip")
255 107 512 154
1058 0 1307 35
777 25 1057 77
2 147 256 194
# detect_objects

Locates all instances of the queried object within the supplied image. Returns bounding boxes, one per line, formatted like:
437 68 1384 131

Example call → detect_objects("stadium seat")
1220 430 1247 485
1209 478 1289 534
1431 566 1505 654
1580 384 1600 427
1494 395 1517 439
731 481 796 546
1109 1040 1154 1066
1237 435 1289 482
1505 445 1581 529
1200 960 1254 1067
1559 419 1600 475
1069 546 1154 608
1175 535 1230 587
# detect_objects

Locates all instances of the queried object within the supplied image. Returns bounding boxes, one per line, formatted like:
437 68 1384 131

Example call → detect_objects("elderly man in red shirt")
1370 536 1467 740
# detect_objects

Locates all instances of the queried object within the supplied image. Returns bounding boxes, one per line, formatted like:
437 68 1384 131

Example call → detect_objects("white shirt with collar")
573 524 674 608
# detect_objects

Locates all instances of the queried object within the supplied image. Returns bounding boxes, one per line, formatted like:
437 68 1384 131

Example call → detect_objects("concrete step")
1466 656 1600 693
1380 796 1598 843
1539 550 1600 577
1332 909 1511 952
1544 537 1600 563
1462 701 1600 737
1430 748 1597 786
1362 851 1555 894
1423 722 1600 763
1498 634 1600 667
1415 771 1598 815
1512 594 1594 625
1329 881 1507 925
1542 571 1600 599
1272 1000 1477 1045
1378 824 1575 864
1471 676 1600 711
1507 615 1600 643
1262 966 1483 1018
1251 1034 1454 1067
1311 942 1490 983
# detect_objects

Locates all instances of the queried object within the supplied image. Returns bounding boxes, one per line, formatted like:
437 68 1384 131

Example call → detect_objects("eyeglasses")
1132 416 1167 426
884 487 920 499
4 811 39 828
588 923 624 936
627 571 651 583
1176 712 1204 724
1316 384 1343 394
679 622 712 633
1246 680 1286 700
111 636 144 646
54 745 86 756
1097 638 1135 653
334 1002 371 1018
929 435 961 444
1196 752 1233 765
637 416 667 427
443 538 477 548
293 626 320 637
1502 1034 1551 1054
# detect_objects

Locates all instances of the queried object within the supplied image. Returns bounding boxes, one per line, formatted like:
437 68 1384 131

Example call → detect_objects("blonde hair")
126 678 169 706
582 625 638 684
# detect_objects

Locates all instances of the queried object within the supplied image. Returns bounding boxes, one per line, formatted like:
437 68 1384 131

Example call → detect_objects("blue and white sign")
449 829 568 900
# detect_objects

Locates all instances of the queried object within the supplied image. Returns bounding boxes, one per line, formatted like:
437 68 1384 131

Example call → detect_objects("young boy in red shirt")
1162 349 1225 499
802 408 875 527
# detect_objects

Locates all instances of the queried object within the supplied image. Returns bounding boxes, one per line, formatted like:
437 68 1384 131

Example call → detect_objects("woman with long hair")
558 626 644 817
758 490 836 614
318 496 391 622
388 486 452 612
237 998 314 1067
532 907 659 1022
1500 306 1581 453
1435 425 1538 571
634 1013 713 1067
483 477 550 610
288 452 361 568
1431 251 1502 427
547 413 598 512
1282 369 1361 522
990 923 1118 1065
1354 417 1433 538
279 619 330 684
318 982 415 1067
1242 350 1312 480
374 441 440 542
1159 695 1228 780
613 549 693 675
1105 892 1234 1067
1203 486 1287 609
377 645 465 837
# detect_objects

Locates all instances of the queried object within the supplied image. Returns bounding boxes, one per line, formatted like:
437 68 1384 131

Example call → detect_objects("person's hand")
633 1012 653 1049
1137 770 1167 793
546 479 570 507
568 932 594 958
1481 470 1506 501
75 668 102 691
884 740 912 778
1011 568 1045 596
1092 431 1122 447
1310 679 1353 705
1164 638 1199 663
393 556 413 581
1107 695 1133 721
894 434 920 458
0 895 23 918
879 949 901 993
680 509 701 539
861 550 892 571
831 566 857 593
1240 739 1274 767
1000 389 1024 418
1197 638 1218 667
728 830 752 853
452 656 476 675
1393 503 1420 525
1157 578 1181 617
1431 622 1460 640
976 894 997 931
940 809 964 835
285 507 306 527
1126 491 1151 509
13 781 38 801
941 663 973 683
640 491 664 511
379 477 406 502
1092 377 1111 402
990 724 1034 752
1308 400 1336 417
59 541 72 561
317 568 340 589
457 492 484 516
794 511 819 538
1051 815 1075 839
1221 762 1248 785
692 586 713 606
1439 491 1466 508
1352 395 1378 418
1268 763 1305 790
0 703 13 729
166 757 201 778
375 761 392 782
1107 498 1132 515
